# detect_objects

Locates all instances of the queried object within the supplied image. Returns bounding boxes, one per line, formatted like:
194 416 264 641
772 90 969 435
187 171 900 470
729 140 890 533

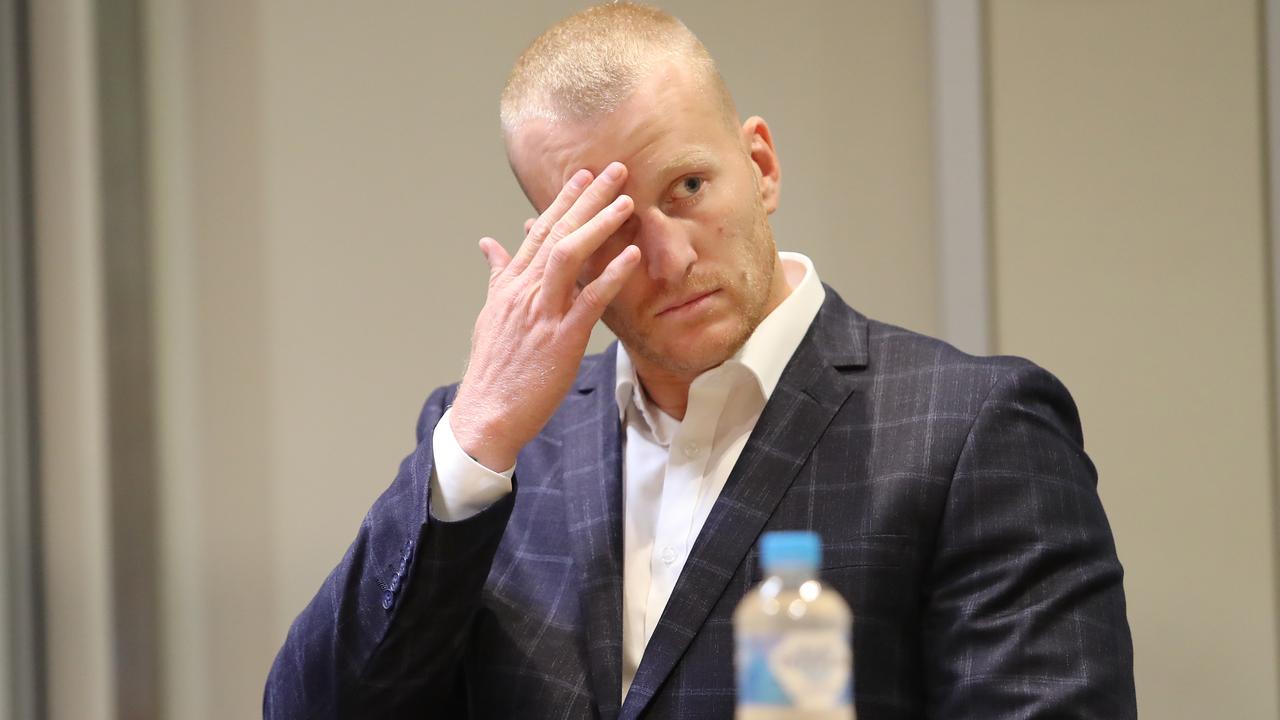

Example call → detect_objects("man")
265 3 1136 719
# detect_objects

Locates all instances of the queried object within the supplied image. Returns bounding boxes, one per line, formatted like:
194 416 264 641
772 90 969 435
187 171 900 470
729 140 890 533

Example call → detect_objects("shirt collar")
614 251 826 423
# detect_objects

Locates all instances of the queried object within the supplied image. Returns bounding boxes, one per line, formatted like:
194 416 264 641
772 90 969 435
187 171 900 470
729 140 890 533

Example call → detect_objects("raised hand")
449 162 639 471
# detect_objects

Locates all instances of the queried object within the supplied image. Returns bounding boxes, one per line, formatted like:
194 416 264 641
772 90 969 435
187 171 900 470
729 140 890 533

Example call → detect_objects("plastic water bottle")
734 531 854 719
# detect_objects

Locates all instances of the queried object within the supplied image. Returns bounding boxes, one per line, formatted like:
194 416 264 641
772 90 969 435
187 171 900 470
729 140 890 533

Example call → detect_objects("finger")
529 162 628 275
565 244 641 330
478 236 511 281
541 193 635 306
506 169 593 275
523 218 536 236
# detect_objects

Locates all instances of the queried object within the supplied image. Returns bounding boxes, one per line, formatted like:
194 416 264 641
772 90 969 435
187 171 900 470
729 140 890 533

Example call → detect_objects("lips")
656 289 719 317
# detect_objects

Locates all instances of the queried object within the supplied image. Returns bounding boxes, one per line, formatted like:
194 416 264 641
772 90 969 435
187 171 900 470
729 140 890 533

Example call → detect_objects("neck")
634 364 696 420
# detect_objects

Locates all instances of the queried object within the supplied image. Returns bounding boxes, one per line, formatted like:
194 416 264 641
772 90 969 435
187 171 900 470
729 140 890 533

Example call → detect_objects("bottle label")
736 629 852 709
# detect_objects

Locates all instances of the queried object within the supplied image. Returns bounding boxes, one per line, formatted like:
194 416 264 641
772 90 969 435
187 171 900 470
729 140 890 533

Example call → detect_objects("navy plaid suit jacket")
265 288 1136 719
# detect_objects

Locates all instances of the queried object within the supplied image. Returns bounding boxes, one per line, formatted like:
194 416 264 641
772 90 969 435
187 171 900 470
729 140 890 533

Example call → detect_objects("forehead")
509 65 736 209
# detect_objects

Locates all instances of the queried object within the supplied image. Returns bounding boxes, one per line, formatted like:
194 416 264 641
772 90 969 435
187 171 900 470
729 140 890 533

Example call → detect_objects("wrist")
448 403 519 472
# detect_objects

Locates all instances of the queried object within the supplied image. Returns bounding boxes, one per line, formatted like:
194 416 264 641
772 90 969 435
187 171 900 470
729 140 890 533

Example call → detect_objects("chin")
626 320 752 377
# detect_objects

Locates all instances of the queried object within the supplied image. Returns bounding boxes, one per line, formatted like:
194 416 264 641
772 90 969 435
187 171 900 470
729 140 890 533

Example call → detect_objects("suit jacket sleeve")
263 384 515 719
921 361 1137 718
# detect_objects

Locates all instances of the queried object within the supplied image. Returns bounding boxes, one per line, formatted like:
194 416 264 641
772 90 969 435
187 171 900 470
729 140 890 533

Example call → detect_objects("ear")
740 116 780 214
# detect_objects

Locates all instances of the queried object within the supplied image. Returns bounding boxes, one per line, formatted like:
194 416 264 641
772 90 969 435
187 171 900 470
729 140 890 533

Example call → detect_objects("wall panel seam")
930 0 993 356
1260 0 1280 709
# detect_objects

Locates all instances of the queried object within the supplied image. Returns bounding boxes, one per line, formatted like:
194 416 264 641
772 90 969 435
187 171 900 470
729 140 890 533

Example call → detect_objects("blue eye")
672 176 704 200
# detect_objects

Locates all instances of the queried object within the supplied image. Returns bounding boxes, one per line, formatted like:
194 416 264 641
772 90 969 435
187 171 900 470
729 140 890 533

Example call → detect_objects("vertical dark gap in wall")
95 0 161 717
0 0 48 717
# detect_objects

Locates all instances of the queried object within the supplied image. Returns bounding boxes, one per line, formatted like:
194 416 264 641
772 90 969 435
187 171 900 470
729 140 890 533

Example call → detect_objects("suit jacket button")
389 573 402 592
381 590 395 610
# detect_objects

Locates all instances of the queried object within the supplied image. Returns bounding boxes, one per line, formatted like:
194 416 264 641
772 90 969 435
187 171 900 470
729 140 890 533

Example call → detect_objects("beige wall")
988 1 1278 717
32 0 1280 718
148 1 275 717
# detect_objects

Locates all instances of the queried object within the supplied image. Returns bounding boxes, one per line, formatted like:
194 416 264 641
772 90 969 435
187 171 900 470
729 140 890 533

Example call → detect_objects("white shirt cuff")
429 406 515 521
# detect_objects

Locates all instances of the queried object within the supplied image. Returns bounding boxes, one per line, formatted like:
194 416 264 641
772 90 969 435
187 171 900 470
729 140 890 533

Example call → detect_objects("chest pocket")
818 535 916 619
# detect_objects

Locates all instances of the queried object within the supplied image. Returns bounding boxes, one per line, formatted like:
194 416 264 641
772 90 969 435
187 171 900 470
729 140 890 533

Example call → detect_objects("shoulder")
413 382 461 444
867 316 1036 390
818 290 1075 423
871 318 1081 443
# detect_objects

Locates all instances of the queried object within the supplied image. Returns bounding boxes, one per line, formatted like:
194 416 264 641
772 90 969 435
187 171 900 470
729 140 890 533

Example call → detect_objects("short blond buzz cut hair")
500 1 737 136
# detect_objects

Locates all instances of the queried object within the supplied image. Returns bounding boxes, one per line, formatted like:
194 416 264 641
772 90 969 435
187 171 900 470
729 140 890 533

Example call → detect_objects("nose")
632 208 696 284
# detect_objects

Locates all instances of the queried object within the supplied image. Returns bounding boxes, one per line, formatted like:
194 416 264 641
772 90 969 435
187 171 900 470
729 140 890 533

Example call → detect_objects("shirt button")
661 546 678 565
683 442 699 458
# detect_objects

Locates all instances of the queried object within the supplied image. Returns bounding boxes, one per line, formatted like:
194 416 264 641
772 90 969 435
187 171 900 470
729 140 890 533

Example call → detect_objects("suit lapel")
560 346 626 719
620 291 869 719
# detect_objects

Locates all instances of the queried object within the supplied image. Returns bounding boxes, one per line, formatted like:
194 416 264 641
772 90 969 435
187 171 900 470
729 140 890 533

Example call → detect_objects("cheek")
702 206 749 254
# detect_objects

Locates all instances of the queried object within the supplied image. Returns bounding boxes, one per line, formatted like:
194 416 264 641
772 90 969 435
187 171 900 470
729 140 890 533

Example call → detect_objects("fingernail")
572 169 592 187
612 194 632 211
604 162 625 180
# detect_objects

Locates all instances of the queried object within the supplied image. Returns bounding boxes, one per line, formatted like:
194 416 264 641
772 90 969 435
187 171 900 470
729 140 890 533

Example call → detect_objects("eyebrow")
655 148 717 178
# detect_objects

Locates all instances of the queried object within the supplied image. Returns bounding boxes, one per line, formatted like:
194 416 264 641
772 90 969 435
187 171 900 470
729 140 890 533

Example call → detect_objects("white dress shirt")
429 252 825 700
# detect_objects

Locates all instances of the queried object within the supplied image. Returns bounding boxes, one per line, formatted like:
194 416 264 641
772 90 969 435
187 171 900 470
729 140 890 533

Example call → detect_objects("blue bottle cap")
760 531 821 571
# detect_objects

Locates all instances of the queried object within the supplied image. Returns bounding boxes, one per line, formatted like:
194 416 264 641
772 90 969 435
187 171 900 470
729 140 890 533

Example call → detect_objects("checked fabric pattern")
265 287 1136 719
